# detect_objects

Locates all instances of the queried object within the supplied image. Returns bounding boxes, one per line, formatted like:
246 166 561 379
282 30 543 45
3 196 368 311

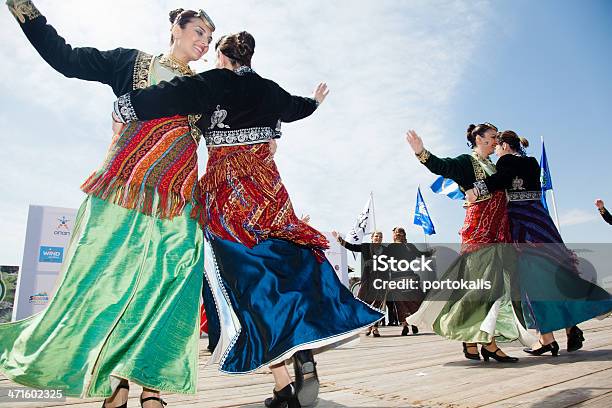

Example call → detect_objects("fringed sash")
197 143 329 256
460 190 511 254
81 116 199 219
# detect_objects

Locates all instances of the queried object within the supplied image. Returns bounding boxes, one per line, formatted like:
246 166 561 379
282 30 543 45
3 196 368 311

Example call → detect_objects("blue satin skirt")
508 200 612 333
206 234 383 373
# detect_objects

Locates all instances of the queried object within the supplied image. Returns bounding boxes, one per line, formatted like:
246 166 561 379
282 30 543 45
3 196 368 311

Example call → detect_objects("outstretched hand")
112 113 125 136
268 139 277 159
465 189 478 203
405 130 424 154
313 83 330 105
595 199 605 209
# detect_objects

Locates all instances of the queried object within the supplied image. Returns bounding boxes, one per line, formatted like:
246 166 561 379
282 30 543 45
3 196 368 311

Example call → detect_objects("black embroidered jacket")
473 155 543 201
113 67 319 146
7 0 148 96
415 150 495 203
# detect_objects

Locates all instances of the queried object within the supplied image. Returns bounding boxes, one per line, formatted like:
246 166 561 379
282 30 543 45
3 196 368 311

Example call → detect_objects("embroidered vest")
81 53 201 219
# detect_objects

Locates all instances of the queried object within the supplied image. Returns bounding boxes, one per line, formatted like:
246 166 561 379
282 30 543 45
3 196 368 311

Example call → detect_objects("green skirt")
0 196 203 397
408 245 533 345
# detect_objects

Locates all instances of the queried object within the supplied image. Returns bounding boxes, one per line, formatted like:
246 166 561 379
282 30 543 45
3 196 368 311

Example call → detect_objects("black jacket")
473 154 542 200
113 67 318 146
8 0 142 96
600 207 612 225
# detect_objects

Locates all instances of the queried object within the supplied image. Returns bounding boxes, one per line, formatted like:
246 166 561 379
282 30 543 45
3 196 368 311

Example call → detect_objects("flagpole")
542 136 561 232
370 191 377 233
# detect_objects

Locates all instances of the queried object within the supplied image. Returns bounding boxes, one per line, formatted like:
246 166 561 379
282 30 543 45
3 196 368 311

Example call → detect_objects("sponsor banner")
13 205 77 320
38 246 64 263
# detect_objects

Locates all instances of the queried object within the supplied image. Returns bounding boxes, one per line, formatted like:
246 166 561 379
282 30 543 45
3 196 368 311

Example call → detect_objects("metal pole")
370 191 377 233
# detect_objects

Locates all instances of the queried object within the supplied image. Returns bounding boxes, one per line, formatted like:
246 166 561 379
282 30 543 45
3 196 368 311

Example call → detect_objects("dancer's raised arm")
278 82 328 123
596 199 612 225
405 129 472 186
113 69 227 122
6 0 136 93
113 68 326 125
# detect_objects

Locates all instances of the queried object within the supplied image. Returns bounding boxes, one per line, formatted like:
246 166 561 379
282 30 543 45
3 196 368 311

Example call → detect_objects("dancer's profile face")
173 20 213 61
477 129 498 155
494 142 511 157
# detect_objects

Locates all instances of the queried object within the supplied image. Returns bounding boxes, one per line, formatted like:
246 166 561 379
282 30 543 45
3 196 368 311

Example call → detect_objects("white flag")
345 195 374 244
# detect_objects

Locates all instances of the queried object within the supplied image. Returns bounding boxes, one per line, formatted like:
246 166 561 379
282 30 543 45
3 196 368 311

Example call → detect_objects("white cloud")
560 208 598 227
0 0 491 264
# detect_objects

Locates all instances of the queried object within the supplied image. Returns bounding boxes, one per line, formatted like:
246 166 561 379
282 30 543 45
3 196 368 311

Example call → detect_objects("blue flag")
540 140 553 209
414 187 436 235
430 176 465 200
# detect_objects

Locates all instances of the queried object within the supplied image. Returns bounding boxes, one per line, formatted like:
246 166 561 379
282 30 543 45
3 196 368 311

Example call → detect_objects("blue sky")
0 0 610 266
432 0 612 244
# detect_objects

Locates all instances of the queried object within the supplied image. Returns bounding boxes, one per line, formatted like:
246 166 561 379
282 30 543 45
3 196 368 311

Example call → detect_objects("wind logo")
29 292 49 305
39 246 64 263
54 216 71 237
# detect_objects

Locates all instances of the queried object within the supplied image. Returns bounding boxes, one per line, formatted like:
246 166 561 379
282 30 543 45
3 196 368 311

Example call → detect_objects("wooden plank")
573 391 612 407
0 319 610 407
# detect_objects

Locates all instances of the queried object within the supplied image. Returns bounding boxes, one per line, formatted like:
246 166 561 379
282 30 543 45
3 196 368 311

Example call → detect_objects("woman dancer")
1 2 217 407
112 32 383 407
405 125 526 363
465 131 612 355
332 230 387 337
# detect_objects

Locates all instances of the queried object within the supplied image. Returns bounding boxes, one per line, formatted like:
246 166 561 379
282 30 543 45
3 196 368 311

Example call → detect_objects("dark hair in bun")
168 8 185 24
215 31 256 67
466 122 498 148
497 130 529 156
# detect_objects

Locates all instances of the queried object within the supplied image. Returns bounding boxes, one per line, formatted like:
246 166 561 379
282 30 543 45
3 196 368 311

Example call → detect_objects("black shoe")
102 382 129 408
140 395 167 408
372 328 381 337
462 342 481 360
293 350 319 407
264 383 301 408
523 340 560 356
365 327 372 336
481 345 519 363
401 325 409 336
567 326 585 352
411 325 419 335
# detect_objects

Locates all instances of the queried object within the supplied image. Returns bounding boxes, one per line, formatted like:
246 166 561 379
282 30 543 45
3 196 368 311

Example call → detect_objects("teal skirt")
0 196 204 397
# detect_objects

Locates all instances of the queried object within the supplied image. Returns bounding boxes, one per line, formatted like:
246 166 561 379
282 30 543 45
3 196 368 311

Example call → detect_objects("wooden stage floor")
1 319 611 407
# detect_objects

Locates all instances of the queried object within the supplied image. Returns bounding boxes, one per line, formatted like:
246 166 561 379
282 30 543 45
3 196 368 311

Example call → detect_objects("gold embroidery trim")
7 0 41 24
188 114 203 145
469 155 492 202
600 207 607 215
159 54 195 76
132 52 202 143
132 51 154 90
416 149 431 163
